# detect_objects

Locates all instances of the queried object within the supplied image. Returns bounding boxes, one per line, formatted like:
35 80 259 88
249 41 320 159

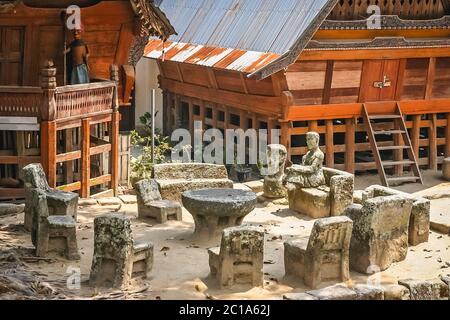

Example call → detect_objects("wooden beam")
446 113 450 158
160 77 282 117
345 118 355 173
411 115 421 159
325 120 334 167
429 114 438 171
41 121 57 188
81 118 91 199
322 61 334 104
110 112 120 196
425 57 437 100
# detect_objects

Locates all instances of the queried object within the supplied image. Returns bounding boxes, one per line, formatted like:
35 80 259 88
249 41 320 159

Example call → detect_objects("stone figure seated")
283 132 354 218
284 132 326 189
262 144 288 199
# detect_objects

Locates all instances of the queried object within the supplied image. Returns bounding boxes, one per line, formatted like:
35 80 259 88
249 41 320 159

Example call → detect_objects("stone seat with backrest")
32 189 80 260
362 185 430 246
22 163 78 231
89 214 153 289
345 194 414 274
152 163 234 202
288 168 354 219
284 216 353 289
135 179 182 223
208 226 264 289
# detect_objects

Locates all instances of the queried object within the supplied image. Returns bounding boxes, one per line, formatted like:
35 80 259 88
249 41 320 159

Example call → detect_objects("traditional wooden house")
144 0 450 186
0 0 175 199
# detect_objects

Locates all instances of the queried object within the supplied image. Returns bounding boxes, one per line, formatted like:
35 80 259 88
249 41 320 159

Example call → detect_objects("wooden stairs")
362 103 423 187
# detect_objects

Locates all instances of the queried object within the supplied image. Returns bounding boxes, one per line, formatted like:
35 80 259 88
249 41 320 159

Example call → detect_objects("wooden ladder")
362 103 423 187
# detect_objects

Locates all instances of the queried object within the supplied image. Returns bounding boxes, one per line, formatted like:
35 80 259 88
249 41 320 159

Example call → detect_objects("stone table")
182 189 257 240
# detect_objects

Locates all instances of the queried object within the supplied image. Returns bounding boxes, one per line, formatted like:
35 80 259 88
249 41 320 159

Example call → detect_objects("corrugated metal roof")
152 0 332 55
144 39 280 73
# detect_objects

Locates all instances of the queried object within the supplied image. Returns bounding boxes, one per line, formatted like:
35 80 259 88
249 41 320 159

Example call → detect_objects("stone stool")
135 179 182 223
32 190 80 260
89 214 153 289
208 226 264 288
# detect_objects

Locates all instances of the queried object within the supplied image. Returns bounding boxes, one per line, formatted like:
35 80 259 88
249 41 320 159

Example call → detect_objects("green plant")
130 112 172 182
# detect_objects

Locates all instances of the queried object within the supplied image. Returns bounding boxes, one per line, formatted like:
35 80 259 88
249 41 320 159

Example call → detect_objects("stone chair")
32 189 80 260
443 157 450 181
362 185 430 246
22 163 78 231
89 214 154 289
287 168 354 219
284 216 353 289
152 163 234 202
135 179 182 223
208 226 264 289
345 195 414 274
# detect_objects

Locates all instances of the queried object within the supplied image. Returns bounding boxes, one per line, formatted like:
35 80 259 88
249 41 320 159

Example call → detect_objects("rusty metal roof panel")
154 0 333 55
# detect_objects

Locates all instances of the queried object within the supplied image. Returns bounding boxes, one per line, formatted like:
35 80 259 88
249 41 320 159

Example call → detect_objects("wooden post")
308 120 318 132
40 60 57 187
64 129 74 184
110 64 120 196
280 121 291 160
111 112 120 196
345 118 355 173
411 115 421 159
446 113 450 158
425 57 436 100
81 118 91 198
325 120 334 167
429 114 437 171
188 98 194 138
40 121 57 188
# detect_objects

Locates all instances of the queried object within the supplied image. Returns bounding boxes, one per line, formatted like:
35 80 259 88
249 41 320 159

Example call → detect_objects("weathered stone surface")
353 284 384 300
90 214 153 289
153 163 234 202
363 185 430 246
443 157 450 180
135 179 182 223
284 216 353 289
233 183 252 191
118 195 137 204
288 186 330 219
287 167 354 219
272 198 288 206
208 226 264 289
307 284 357 300
399 279 449 300
0 203 25 216
78 199 98 206
244 180 264 193
283 293 318 300
353 190 364 204
262 144 287 199
345 195 414 274
97 197 122 206
32 189 79 260
284 132 326 188
183 189 257 240
23 163 78 231
383 284 411 300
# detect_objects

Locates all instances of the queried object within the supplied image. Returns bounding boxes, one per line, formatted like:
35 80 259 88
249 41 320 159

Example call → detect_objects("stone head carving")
265 144 288 178
306 131 320 151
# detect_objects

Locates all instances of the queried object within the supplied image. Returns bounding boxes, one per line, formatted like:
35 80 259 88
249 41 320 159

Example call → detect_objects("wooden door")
0 27 24 86
360 60 400 102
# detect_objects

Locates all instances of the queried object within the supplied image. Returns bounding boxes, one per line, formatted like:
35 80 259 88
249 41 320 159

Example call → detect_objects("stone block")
307 284 357 300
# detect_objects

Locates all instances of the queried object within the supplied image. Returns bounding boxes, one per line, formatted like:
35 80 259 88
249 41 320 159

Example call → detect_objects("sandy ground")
1 179 449 300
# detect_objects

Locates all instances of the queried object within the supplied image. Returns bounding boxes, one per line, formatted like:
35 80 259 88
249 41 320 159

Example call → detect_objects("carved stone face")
306 132 320 150
265 144 287 177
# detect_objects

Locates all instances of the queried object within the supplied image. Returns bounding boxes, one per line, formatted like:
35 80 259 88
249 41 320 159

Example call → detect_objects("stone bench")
443 157 450 180
152 163 234 202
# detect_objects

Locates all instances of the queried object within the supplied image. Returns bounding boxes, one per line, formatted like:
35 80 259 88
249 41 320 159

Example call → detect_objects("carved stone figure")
284 131 326 188
262 144 288 199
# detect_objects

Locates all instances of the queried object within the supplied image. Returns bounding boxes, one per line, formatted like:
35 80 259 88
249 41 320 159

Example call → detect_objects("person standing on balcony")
64 26 90 85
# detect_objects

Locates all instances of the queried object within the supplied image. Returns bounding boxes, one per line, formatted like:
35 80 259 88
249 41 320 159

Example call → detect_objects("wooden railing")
55 82 116 120
0 86 43 118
